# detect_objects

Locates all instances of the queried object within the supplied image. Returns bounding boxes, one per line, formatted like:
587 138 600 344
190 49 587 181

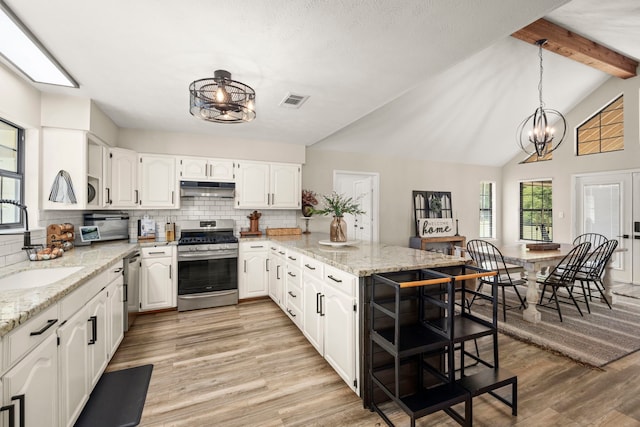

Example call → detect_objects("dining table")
494 243 620 323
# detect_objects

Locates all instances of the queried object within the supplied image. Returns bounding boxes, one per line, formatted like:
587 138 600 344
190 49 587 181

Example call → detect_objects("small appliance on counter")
137 215 156 242
83 212 130 242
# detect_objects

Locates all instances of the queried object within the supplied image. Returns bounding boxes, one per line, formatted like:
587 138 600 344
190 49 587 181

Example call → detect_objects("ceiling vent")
279 92 309 109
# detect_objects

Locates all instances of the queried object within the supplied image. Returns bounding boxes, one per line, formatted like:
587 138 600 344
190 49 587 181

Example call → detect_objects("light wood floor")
108 298 640 427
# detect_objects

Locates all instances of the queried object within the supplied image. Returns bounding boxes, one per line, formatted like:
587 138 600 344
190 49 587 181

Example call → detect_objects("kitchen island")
244 233 469 406
267 233 467 277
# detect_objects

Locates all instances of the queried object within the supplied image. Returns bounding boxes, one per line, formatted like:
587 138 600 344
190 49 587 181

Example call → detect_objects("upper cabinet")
179 157 235 182
138 154 179 208
235 161 301 209
42 128 103 210
107 147 138 208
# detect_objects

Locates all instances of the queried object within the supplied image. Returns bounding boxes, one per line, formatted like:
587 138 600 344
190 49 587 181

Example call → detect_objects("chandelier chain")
538 41 545 109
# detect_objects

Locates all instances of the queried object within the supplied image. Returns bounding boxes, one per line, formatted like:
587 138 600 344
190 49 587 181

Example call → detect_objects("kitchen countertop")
243 233 467 277
0 241 138 337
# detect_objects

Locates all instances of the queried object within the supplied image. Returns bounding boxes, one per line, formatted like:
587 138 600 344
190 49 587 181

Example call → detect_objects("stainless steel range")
176 219 238 311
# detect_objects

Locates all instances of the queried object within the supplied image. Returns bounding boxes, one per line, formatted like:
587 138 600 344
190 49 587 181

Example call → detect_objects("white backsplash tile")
0 199 298 267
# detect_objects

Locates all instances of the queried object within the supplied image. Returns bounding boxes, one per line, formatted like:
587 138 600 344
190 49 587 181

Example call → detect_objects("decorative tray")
526 242 560 251
318 240 358 247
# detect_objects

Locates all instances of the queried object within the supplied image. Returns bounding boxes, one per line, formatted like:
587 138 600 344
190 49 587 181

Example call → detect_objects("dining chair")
537 242 591 322
574 239 618 311
466 239 527 322
573 233 607 248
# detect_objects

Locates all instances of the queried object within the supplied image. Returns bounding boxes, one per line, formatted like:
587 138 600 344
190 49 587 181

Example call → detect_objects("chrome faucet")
0 199 34 248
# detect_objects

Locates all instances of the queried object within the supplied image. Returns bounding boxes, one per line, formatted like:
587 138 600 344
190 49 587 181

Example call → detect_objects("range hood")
180 181 235 198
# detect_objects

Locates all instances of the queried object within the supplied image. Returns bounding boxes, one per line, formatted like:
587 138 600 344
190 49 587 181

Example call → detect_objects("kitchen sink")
0 266 85 290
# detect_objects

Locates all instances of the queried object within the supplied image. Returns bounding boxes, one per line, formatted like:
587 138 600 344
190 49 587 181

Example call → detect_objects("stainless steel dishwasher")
123 251 141 331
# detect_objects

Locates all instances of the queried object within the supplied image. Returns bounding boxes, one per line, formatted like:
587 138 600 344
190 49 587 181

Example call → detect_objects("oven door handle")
179 290 237 299
178 252 237 261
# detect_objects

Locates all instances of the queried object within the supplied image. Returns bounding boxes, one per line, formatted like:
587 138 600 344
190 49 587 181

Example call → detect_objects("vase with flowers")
301 189 318 217
313 192 365 242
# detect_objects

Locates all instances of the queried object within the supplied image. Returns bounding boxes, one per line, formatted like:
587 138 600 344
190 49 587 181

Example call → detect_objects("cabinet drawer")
286 280 303 312
285 250 302 268
240 241 268 252
4 303 59 371
286 264 302 288
302 256 323 280
324 265 356 296
141 246 173 258
60 268 109 322
285 302 302 330
106 260 124 283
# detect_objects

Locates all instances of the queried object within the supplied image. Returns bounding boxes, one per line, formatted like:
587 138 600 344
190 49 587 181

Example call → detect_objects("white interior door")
333 171 379 243
575 172 633 283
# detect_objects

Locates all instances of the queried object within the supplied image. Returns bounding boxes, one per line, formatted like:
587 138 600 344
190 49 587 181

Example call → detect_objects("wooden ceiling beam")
512 18 637 79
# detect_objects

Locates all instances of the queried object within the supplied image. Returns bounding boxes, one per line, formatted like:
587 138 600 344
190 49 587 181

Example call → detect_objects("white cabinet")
235 161 301 209
42 128 99 210
300 256 358 393
302 257 325 354
1 334 58 427
106 266 125 360
58 301 90 427
268 245 285 307
284 251 303 329
107 147 138 207
270 163 301 208
179 156 235 182
86 290 108 389
138 154 179 208
140 246 177 311
239 241 269 299
323 275 357 390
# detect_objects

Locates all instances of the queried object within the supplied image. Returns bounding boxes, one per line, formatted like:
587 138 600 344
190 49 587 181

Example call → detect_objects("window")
0 119 24 229
520 180 552 242
479 181 495 239
577 95 624 156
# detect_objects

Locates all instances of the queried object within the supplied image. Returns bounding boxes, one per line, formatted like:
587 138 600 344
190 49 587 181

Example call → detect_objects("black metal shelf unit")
368 266 518 427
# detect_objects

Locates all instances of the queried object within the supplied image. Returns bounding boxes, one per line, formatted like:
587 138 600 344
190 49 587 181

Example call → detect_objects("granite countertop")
0 241 138 337
242 233 467 277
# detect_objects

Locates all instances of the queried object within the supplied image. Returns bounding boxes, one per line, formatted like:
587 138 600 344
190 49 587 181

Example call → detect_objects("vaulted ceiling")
4 0 640 166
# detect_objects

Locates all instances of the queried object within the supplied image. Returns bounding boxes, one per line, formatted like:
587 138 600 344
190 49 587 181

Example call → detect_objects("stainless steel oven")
176 219 238 311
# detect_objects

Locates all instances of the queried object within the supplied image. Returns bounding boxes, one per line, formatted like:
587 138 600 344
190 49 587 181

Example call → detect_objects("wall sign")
419 218 455 237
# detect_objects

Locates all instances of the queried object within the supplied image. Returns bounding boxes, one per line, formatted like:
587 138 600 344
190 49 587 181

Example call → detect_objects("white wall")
0 63 45 264
502 74 640 244
118 128 306 164
303 149 502 246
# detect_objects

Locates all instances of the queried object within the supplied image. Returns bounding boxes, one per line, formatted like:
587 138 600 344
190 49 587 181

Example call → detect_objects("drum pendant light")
517 39 566 158
189 69 256 123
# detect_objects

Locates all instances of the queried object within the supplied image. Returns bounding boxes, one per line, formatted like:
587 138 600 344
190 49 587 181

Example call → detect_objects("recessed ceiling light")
0 1 78 87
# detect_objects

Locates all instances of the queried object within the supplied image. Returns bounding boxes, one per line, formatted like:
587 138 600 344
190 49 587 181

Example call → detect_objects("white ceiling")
4 0 640 166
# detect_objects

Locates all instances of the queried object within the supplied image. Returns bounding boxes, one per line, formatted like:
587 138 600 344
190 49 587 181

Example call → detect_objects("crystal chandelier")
517 39 566 157
189 70 256 123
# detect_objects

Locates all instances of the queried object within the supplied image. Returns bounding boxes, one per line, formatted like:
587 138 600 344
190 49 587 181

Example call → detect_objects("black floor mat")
75 364 153 427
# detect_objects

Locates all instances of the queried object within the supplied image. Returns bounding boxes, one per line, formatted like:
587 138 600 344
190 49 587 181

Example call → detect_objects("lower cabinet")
140 246 177 311
87 290 109 389
238 241 269 299
58 303 91 427
267 245 285 307
300 256 358 393
284 252 303 329
1 333 58 427
106 273 125 359
57 259 126 427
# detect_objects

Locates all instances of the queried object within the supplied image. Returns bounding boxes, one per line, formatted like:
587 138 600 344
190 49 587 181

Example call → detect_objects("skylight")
0 2 78 87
